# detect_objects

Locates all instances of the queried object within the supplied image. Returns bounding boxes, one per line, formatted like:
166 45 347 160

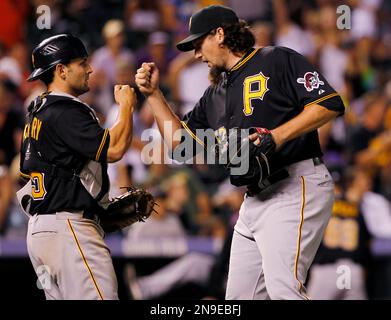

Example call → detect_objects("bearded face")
208 66 226 86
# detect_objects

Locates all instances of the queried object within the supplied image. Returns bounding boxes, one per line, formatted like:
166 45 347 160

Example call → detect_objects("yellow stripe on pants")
67 219 104 300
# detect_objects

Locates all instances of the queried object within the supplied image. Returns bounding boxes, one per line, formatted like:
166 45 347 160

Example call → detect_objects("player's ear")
55 63 67 81
216 27 225 44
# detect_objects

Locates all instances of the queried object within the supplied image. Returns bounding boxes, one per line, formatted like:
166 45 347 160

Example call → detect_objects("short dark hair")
38 59 72 86
39 67 55 86
218 19 255 54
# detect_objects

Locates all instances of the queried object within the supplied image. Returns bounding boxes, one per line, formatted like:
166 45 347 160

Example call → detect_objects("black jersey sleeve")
277 47 345 114
168 87 216 162
52 103 110 162
181 88 211 149
182 93 210 129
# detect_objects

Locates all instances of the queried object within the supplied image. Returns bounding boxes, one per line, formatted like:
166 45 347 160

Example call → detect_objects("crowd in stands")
0 0 390 299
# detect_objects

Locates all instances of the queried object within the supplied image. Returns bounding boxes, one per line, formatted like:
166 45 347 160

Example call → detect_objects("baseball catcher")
20 33 151 299
98 187 156 233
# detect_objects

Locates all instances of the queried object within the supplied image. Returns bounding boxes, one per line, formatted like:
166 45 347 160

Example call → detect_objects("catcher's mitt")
98 187 155 233
222 127 277 191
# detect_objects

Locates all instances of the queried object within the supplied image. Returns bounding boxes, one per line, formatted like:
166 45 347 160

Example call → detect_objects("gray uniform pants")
27 211 118 300
226 159 334 300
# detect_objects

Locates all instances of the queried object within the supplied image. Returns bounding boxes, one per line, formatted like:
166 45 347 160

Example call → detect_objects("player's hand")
114 85 136 110
135 62 159 97
249 129 282 149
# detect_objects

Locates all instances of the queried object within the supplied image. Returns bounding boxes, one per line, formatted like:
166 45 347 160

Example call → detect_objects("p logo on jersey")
297 71 324 92
243 72 270 116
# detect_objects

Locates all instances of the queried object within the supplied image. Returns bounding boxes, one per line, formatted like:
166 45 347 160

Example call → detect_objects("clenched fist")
135 62 160 96
114 85 136 109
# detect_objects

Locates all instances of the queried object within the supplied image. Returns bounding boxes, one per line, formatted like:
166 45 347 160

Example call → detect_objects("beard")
208 66 226 86
72 82 90 96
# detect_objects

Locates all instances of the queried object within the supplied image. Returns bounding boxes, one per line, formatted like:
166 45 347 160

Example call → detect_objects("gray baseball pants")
226 158 334 300
27 211 118 300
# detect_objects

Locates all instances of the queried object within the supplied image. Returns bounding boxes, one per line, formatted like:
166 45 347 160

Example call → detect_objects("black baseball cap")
176 5 239 52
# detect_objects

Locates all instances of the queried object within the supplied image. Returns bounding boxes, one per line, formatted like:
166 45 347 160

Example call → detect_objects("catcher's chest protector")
20 93 110 214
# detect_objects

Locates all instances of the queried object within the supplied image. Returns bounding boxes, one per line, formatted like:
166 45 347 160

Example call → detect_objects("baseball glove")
224 127 277 190
98 187 156 233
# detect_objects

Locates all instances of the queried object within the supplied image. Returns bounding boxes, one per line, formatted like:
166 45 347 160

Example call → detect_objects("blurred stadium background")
0 0 391 300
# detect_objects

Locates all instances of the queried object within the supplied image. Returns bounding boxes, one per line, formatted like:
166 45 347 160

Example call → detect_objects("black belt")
84 204 105 222
36 210 99 222
246 168 289 197
83 210 96 220
44 163 79 180
26 163 79 180
313 157 323 166
83 211 100 223
247 157 323 197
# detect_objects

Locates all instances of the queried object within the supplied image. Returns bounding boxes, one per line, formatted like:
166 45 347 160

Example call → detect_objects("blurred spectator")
125 0 162 33
125 188 186 238
316 5 349 94
60 0 111 50
144 155 215 236
227 0 271 23
350 0 380 41
136 31 177 86
124 182 243 300
0 43 23 86
125 0 176 50
0 0 30 49
89 19 135 114
125 252 215 299
0 42 35 101
308 166 391 299
0 164 13 234
0 154 28 237
161 171 215 236
345 37 378 99
273 0 316 59
250 21 273 48
0 81 23 166
167 52 209 115
169 0 200 48
92 19 135 85
347 93 389 169
1 0 391 300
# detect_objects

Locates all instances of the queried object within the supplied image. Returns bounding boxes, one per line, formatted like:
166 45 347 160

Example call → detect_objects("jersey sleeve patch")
277 47 342 110
297 71 324 92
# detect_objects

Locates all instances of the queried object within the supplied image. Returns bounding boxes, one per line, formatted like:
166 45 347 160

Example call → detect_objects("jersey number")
243 72 269 116
31 172 47 200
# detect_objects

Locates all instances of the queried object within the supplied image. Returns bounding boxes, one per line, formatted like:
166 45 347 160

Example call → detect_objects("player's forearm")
147 90 183 150
107 104 133 162
271 104 339 149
